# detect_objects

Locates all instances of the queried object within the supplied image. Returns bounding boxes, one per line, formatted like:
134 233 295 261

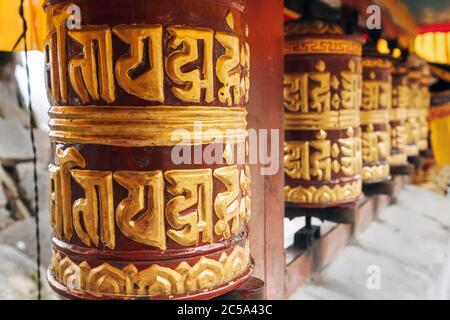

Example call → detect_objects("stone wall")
0 52 54 299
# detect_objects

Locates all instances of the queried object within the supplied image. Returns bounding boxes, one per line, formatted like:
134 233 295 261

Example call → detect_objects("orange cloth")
0 0 46 52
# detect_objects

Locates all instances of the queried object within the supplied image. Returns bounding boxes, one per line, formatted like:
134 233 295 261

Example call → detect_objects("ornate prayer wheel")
418 62 431 151
44 0 252 300
389 60 409 167
406 64 422 156
360 46 392 183
283 20 363 208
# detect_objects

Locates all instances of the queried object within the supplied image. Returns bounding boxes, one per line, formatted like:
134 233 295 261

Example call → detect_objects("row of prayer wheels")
42 0 433 300
284 20 432 209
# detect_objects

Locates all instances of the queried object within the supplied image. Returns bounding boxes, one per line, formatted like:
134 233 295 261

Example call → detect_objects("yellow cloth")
0 0 46 52
430 104 450 165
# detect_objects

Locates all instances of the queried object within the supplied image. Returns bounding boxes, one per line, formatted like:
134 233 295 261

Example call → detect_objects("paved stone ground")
0 244 56 300
289 186 450 300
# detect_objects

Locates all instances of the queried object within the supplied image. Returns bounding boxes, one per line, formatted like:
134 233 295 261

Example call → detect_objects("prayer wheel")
406 63 422 156
418 63 431 152
361 47 392 183
389 60 409 167
44 0 252 300
283 20 363 208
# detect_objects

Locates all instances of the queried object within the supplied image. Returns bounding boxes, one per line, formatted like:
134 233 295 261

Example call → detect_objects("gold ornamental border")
389 153 408 166
419 140 429 151
48 242 251 298
407 109 421 118
284 38 362 56
406 144 420 157
285 110 360 130
360 109 390 125
362 58 392 69
49 106 248 147
393 66 408 74
284 179 362 205
389 108 408 121
362 164 390 181
409 71 422 79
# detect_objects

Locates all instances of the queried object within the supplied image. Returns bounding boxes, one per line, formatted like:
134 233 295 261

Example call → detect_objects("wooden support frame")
247 0 285 300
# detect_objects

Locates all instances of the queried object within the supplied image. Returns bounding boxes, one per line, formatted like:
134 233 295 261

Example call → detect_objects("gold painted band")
284 179 363 205
49 106 248 147
389 108 408 121
285 110 360 130
406 144 420 156
362 164 390 181
409 71 422 79
419 140 429 151
389 153 408 166
407 109 422 118
362 58 392 69
49 240 251 298
284 38 362 56
360 109 390 125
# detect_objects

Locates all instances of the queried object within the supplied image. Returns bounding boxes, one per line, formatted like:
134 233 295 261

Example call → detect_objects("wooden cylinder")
418 63 431 151
389 60 409 167
360 52 392 183
406 65 421 156
44 0 252 300
283 21 363 208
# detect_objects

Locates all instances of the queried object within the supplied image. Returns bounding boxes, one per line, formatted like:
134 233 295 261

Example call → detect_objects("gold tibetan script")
166 26 215 103
362 124 390 164
45 7 250 106
284 128 360 180
339 127 361 177
214 166 241 239
362 74 392 111
284 60 331 112
113 25 164 102
341 60 362 110
393 84 409 110
69 26 115 104
114 171 166 250
71 170 115 249
49 147 86 241
49 147 251 250
165 169 214 246
284 59 361 113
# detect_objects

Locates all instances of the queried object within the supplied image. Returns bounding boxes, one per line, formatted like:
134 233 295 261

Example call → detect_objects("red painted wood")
247 0 285 300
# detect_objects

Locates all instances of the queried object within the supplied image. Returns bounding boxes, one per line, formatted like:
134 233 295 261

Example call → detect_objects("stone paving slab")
290 186 450 300
0 244 56 300
0 119 33 165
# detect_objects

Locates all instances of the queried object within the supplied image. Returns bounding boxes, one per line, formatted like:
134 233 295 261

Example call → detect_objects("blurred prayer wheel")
360 45 392 183
406 64 422 156
389 60 409 167
44 0 252 300
283 21 363 208
418 63 431 151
